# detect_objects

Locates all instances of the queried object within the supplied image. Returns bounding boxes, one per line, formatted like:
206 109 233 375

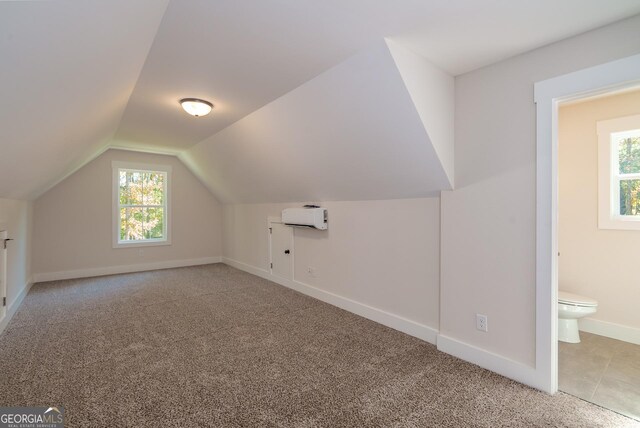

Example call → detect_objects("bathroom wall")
559 88 640 341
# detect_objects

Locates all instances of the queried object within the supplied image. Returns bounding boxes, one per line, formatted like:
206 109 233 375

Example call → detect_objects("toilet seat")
558 291 598 307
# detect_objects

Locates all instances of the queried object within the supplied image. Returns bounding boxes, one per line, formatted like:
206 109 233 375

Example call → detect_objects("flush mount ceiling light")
180 98 213 117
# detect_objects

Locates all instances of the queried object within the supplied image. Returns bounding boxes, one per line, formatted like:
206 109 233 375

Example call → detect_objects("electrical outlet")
476 314 488 332
307 266 316 277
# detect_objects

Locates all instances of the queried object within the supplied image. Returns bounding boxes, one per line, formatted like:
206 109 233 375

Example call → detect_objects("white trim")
222 257 438 345
31 145 112 200
31 144 186 201
33 256 222 283
112 161 173 172
113 239 172 249
0 278 33 336
0 229 6 323
580 318 640 346
535 53 640 394
112 161 172 248
222 257 271 278
267 217 280 278
437 335 540 389
108 141 185 157
268 217 294 281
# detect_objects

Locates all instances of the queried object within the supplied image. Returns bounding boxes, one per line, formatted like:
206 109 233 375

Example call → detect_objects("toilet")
558 291 598 343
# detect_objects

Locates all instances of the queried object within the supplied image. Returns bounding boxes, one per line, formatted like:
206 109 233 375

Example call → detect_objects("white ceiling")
115 0 640 152
0 0 169 199
182 41 452 204
2 0 640 200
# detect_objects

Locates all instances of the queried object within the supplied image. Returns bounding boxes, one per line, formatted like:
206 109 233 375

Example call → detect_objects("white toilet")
558 291 598 343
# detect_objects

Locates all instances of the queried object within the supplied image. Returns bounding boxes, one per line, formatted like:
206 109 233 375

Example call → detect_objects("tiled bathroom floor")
559 331 640 421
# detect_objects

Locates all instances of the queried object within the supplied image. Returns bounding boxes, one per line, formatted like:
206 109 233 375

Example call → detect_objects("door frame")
268 216 294 281
534 53 640 394
0 229 7 323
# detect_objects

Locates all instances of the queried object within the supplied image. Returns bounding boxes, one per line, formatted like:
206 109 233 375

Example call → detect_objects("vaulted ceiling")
2 0 640 201
181 39 454 204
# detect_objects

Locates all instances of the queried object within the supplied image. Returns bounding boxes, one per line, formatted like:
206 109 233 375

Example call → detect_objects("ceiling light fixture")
180 98 213 117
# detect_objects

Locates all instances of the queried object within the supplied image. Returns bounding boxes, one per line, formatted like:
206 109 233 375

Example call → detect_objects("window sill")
598 216 640 231
113 239 172 249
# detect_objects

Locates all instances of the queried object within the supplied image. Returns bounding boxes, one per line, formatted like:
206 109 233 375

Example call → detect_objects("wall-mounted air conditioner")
282 207 328 230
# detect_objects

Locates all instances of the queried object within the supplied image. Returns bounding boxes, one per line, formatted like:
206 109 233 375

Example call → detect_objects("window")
112 161 171 247
598 114 640 230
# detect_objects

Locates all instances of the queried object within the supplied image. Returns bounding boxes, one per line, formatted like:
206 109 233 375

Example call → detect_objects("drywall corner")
386 38 455 189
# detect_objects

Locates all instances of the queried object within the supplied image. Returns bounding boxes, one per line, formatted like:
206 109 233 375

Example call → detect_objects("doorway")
556 88 640 420
535 53 640 396
269 221 293 282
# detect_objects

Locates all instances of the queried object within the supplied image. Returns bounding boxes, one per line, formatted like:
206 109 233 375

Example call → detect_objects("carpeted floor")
0 264 637 427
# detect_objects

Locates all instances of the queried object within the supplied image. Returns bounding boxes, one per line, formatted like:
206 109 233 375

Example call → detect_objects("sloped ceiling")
112 0 640 153
181 40 453 204
2 0 640 201
387 40 455 188
0 0 169 199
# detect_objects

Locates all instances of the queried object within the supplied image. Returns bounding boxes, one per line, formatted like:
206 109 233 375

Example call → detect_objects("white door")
0 230 7 323
270 223 293 281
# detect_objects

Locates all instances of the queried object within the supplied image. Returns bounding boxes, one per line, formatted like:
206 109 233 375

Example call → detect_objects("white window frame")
112 161 172 248
597 114 640 230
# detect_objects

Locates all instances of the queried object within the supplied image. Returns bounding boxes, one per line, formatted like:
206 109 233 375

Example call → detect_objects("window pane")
143 172 164 205
120 207 144 240
119 171 128 205
618 136 640 174
145 207 164 239
120 207 127 240
119 171 143 205
619 179 640 216
130 172 144 205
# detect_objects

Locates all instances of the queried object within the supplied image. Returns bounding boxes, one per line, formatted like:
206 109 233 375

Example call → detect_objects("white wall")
0 198 32 309
387 39 455 187
33 149 222 279
223 198 440 335
559 89 640 332
182 40 451 205
441 14 640 367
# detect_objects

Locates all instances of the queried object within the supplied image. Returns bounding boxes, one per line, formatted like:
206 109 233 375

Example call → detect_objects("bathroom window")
598 114 640 230
112 161 172 247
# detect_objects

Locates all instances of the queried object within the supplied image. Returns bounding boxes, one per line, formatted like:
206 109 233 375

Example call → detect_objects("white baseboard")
437 334 544 391
33 256 222 283
15 256 548 394
224 257 553 391
580 318 640 345
222 257 438 344
0 278 33 336
222 257 271 280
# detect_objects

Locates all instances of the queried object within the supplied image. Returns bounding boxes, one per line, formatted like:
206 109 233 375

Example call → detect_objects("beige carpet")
0 264 637 427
